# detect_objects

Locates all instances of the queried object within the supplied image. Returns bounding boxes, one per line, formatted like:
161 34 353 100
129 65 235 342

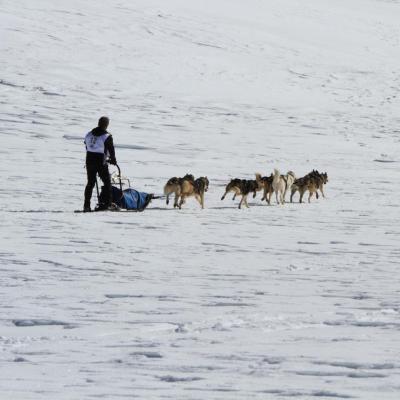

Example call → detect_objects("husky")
178 177 209 209
164 174 194 208
290 170 328 203
272 169 297 204
255 173 274 205
221 177 262 209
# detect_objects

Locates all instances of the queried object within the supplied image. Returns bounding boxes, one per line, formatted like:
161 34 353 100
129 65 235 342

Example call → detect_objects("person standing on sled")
83 116 117 212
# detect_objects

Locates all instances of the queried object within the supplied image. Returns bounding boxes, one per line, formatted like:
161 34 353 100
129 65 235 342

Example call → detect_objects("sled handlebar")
106 160 123 194
115 163 123 193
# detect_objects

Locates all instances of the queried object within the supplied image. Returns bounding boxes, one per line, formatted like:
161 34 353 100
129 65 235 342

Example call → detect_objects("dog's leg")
283 188 288 203
290 188 295 203
196 193 204 209
285 182 292 203
239 195 245 209
232 193 237 201
320 186 325 198
276 189 281 205
166 193 170 205
178 195 185 209
245 195 250 208
299 189 304 204
221 191 227 201
267 190 272 205
173 192 179 208
308 191 313 203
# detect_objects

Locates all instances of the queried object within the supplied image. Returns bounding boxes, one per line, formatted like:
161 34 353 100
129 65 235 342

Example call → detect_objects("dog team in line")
164 169 329 209
82 118 329 211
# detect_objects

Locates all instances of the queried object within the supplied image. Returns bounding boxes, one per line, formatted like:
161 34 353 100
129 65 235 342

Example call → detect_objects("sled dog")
164 174 194 208
178 177 209 209
221 176 262 209
255 173 274 205
290 170 328 203
272 169 296 204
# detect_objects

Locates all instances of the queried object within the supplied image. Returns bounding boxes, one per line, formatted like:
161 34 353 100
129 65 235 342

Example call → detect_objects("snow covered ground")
1 0 400 398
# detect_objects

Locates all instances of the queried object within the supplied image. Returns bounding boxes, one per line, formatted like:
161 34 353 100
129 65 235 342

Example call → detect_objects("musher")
83 116 117 212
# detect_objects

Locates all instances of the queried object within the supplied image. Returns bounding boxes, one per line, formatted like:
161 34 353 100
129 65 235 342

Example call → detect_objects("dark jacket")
85 127 116 165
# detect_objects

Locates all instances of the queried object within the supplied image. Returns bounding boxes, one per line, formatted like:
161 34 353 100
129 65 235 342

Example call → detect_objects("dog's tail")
255 172 262 182
287 170 295 179
273 169 280 184
164 183 174 196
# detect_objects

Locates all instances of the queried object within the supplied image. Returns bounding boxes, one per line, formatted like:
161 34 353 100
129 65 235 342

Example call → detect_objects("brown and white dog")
164 174 194 208
178 177 209 209
290 170 328 203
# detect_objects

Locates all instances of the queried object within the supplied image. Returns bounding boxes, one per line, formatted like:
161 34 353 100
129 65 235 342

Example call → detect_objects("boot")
83 201 91 212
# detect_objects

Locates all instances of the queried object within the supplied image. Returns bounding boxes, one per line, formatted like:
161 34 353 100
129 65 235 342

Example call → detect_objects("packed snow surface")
1 0 400 399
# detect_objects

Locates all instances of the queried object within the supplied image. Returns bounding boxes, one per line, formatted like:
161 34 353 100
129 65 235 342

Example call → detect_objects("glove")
109 158 117 165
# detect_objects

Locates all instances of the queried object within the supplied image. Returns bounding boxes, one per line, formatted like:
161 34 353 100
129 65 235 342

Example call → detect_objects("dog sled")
79 164 158 213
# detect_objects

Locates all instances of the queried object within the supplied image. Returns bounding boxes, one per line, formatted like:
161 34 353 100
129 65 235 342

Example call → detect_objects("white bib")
85 131 110 154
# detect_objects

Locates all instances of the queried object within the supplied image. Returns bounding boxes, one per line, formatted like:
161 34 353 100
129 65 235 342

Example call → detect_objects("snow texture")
1 0 400 399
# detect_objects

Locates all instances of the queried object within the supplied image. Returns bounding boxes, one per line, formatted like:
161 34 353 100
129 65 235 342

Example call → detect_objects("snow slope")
1 0 400 398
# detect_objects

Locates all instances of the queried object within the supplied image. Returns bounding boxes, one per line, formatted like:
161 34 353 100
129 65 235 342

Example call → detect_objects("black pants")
84 162 111 208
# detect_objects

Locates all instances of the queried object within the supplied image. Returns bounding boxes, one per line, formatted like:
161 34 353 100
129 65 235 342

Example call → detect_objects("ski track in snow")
1 0 400 399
